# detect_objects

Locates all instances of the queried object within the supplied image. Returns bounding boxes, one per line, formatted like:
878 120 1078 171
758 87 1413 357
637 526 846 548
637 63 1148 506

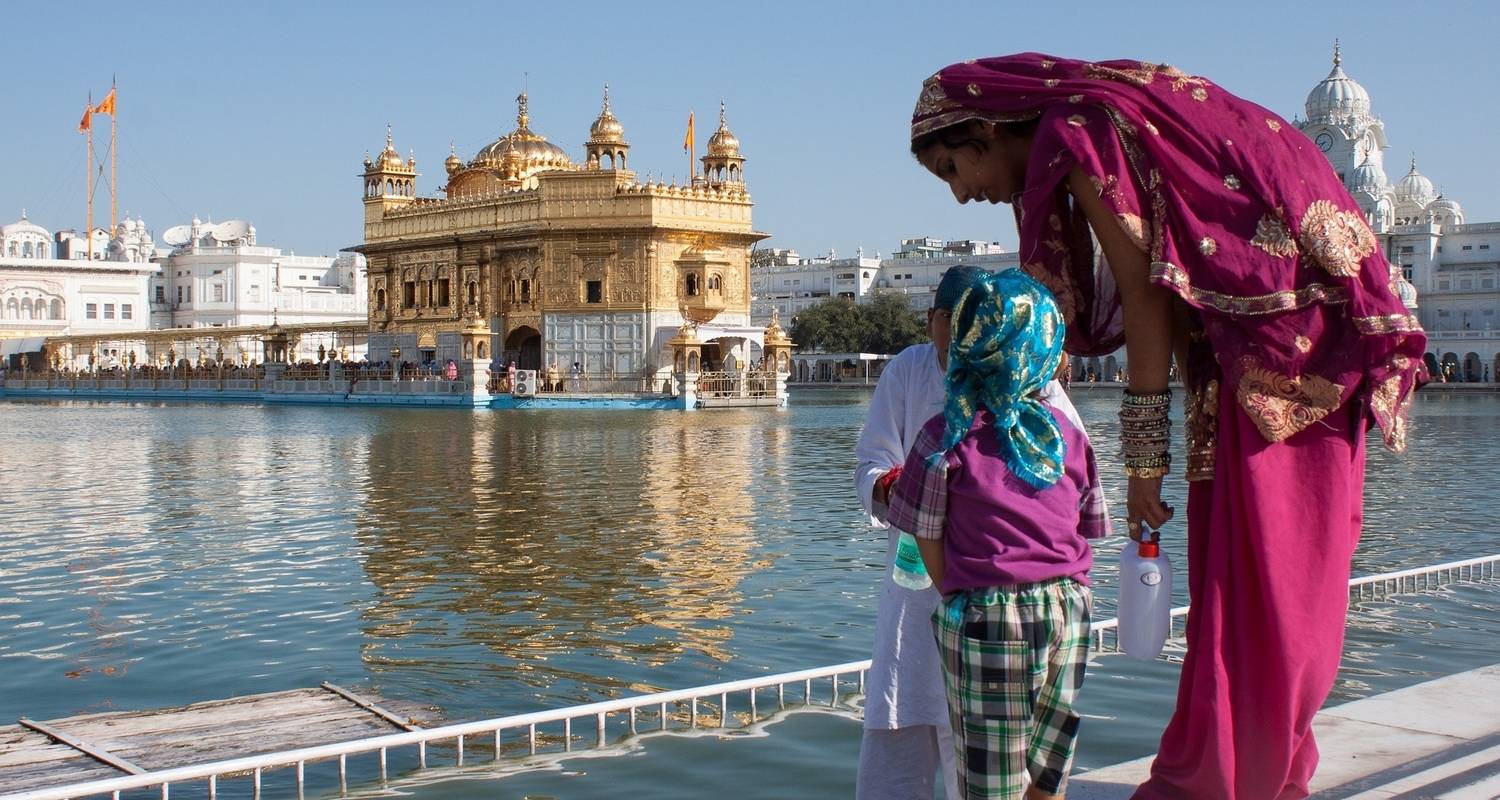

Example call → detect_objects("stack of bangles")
1120 389 1172 479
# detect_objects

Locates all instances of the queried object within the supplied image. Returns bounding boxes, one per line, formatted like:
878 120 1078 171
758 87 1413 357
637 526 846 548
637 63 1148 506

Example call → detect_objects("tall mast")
110 77 118 230
86 91 94 261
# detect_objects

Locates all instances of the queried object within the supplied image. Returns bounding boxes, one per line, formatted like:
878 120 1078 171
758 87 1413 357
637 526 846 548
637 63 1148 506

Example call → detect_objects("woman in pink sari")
910 54 1426 799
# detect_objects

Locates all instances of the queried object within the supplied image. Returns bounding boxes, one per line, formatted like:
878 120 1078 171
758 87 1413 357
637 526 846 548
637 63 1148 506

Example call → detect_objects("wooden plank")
109 711 396 763
48 690 355 743
1 685 430 782
321 682 421 731
0 759 124 795
0 728 125 789
68 701 386 752
17 718 143 775
117 718 404 772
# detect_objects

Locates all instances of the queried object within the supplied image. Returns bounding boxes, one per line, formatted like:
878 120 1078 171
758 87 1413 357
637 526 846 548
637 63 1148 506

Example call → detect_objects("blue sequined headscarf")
931 268 1067 489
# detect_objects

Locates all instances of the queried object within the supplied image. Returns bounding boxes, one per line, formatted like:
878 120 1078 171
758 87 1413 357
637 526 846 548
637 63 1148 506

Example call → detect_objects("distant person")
852 265 1087 800
910 53 1426 798
886 269 1110 799
444 359 459 382
546 361 560 392
569 361 583 392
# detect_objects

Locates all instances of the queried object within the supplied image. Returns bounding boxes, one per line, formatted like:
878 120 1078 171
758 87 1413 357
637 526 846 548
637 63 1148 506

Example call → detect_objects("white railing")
697 370 779 400
7 553 1496 800
2 661 872 800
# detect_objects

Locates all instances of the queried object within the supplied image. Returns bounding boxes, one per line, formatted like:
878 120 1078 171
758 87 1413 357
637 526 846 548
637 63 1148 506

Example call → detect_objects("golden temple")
356 89 768 378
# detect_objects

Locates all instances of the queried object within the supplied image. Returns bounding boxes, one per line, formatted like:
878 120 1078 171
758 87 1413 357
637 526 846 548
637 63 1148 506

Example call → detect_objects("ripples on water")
0 391 1495 784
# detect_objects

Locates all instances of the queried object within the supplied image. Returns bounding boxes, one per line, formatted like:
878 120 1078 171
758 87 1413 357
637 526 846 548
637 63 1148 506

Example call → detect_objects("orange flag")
93 88 117 116
683 111 695 153
78 107 92 133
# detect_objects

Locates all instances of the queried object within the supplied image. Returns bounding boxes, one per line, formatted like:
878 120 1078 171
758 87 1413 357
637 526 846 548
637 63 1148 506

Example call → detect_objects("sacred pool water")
1 391 1496 797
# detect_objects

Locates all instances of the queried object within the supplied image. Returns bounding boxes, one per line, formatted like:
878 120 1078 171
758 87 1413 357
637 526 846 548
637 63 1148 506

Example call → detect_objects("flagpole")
688 112 695 184
110 77 118 230
86 91 94 261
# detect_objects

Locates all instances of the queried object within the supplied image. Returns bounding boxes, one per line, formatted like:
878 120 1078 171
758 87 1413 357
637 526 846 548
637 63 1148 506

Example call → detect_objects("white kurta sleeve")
854 353 910 527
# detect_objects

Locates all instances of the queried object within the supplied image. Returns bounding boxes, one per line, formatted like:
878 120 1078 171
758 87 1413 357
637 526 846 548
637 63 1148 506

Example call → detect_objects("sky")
4 0 1497 259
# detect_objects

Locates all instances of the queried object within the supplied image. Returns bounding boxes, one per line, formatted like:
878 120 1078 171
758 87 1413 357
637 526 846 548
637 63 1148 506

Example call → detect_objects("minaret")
361 125 418 225
701 101 745 187
585 84 630 171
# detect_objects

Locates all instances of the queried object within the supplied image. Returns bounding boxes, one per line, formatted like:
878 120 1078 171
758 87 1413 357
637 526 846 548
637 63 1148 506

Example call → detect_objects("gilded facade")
356 91 767 378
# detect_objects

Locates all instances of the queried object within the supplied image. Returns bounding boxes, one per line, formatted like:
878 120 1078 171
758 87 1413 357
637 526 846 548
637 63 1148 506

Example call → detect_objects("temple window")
403 281 416 308
586 280 602 304
438 278 451 307
686 274 699 296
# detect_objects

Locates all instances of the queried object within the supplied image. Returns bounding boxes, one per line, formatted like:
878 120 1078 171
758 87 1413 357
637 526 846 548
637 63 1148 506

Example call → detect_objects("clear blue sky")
4 0 1496 258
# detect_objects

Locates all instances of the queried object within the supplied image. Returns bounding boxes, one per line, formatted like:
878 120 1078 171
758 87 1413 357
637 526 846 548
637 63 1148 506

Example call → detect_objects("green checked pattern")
934 578 1092 798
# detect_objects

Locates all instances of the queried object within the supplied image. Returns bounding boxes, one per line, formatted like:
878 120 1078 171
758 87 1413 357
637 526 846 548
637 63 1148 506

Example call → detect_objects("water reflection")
353 411 765 707
0 392 1495 750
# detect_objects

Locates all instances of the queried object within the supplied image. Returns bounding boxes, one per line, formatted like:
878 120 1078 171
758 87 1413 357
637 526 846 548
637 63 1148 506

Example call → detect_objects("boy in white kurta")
854 266 1085 800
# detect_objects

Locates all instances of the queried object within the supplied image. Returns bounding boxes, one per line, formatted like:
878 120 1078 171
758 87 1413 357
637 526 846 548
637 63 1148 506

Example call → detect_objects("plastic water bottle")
1118 531 1172 660
892 531 932 590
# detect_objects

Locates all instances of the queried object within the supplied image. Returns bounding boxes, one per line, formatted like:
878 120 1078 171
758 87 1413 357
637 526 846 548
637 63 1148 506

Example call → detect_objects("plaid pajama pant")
934 577 1092 799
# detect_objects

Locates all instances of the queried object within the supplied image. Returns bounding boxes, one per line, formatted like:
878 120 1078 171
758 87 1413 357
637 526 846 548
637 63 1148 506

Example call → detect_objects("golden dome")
470 91 573 170
588 84 626 144
373 126 409 172
706 102 741 157
444 141 463 175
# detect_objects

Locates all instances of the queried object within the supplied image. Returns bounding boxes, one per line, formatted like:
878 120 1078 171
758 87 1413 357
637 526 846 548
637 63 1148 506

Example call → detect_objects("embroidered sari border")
1150 261 1348 316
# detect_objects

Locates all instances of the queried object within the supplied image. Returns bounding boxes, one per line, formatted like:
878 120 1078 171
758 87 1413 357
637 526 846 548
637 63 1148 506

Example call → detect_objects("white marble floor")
1070 664 1500 800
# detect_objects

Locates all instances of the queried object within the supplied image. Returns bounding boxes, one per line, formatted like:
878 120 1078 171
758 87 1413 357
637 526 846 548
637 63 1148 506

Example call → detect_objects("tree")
789 294 929 354
859 292 928 354
790 298 864 353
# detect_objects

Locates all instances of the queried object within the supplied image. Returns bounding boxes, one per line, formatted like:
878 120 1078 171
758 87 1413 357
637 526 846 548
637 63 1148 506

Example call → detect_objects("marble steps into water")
0 684 432 795
1072 663 1500 799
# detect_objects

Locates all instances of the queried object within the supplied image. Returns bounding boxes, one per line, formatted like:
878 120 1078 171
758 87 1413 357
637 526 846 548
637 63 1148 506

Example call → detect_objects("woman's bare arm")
1066 166 1175 534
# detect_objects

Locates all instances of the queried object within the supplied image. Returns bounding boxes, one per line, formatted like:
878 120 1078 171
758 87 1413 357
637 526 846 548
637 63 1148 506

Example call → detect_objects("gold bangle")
1125 464 1171 479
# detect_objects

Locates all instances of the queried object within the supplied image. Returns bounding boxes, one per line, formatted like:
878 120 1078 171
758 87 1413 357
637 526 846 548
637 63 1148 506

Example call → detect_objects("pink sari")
913 54 1427 798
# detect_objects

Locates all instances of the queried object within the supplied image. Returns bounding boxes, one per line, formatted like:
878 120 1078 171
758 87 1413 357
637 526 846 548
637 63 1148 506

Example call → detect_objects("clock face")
1315 132 1335 152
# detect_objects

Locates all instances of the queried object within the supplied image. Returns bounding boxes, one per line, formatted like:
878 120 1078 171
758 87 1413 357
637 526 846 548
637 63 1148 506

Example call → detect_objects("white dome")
1395 158 1437 207
1304 46 1371 123
1429 196 1463 225
1350 159 1388 196
2 212 49 239
1396 275 1418 308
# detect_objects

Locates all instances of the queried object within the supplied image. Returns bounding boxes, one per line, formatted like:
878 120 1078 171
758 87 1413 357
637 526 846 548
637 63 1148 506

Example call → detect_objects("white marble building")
1297 44 1499 381
751 237 1016 325
150 218 367 331
0 212 159 359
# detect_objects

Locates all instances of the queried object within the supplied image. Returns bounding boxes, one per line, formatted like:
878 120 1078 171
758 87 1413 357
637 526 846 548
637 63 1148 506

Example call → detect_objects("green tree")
859 292 928 354
790 298 863 353
789 294 928 354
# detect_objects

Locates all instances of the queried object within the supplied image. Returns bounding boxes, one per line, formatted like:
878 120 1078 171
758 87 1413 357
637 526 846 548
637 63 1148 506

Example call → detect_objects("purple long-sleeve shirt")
887 405 1112 594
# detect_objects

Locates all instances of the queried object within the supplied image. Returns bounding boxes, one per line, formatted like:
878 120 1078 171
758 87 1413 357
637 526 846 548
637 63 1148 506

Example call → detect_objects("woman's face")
916 126 1027 205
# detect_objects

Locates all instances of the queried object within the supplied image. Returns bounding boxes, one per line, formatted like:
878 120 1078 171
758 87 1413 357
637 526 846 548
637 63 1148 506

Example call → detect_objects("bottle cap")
1138 534 1160 558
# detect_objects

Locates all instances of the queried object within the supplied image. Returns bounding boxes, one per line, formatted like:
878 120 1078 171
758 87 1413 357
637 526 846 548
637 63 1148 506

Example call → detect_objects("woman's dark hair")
910 116 1041 157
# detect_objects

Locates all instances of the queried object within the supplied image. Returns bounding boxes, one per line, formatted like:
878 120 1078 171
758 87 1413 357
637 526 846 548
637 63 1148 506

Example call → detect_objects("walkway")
1073 664 1500 799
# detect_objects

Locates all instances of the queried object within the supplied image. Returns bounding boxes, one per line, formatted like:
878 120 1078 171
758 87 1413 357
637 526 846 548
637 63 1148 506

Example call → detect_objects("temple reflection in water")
353 409 768 706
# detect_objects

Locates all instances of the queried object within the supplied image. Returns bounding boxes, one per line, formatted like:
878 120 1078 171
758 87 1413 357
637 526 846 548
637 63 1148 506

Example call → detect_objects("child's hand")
1126 474 1174 540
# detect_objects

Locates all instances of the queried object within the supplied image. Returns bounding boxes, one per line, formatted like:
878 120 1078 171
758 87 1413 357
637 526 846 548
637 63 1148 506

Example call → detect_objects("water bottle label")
894 534 927 576
1140 572 1162 587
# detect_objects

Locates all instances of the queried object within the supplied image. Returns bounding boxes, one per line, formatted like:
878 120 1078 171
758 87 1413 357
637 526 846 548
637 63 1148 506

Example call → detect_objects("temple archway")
505 325 542 370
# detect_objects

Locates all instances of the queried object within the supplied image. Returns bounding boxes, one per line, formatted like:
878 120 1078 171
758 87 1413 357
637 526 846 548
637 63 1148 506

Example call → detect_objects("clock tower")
1295 42 1395 231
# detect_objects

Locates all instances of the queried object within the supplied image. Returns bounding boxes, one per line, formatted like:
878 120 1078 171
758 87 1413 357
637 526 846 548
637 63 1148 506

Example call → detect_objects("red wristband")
876 466 903 496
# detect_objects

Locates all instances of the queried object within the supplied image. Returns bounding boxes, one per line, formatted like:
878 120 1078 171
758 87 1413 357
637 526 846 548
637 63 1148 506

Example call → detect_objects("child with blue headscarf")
886 269 1112 799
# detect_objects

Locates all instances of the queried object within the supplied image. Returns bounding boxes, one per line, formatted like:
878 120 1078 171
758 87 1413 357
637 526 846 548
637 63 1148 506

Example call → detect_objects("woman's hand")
1126 474 1174 540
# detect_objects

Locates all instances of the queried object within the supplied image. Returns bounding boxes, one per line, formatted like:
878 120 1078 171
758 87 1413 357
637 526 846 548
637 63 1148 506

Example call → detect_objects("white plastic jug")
1118 532 1172 660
